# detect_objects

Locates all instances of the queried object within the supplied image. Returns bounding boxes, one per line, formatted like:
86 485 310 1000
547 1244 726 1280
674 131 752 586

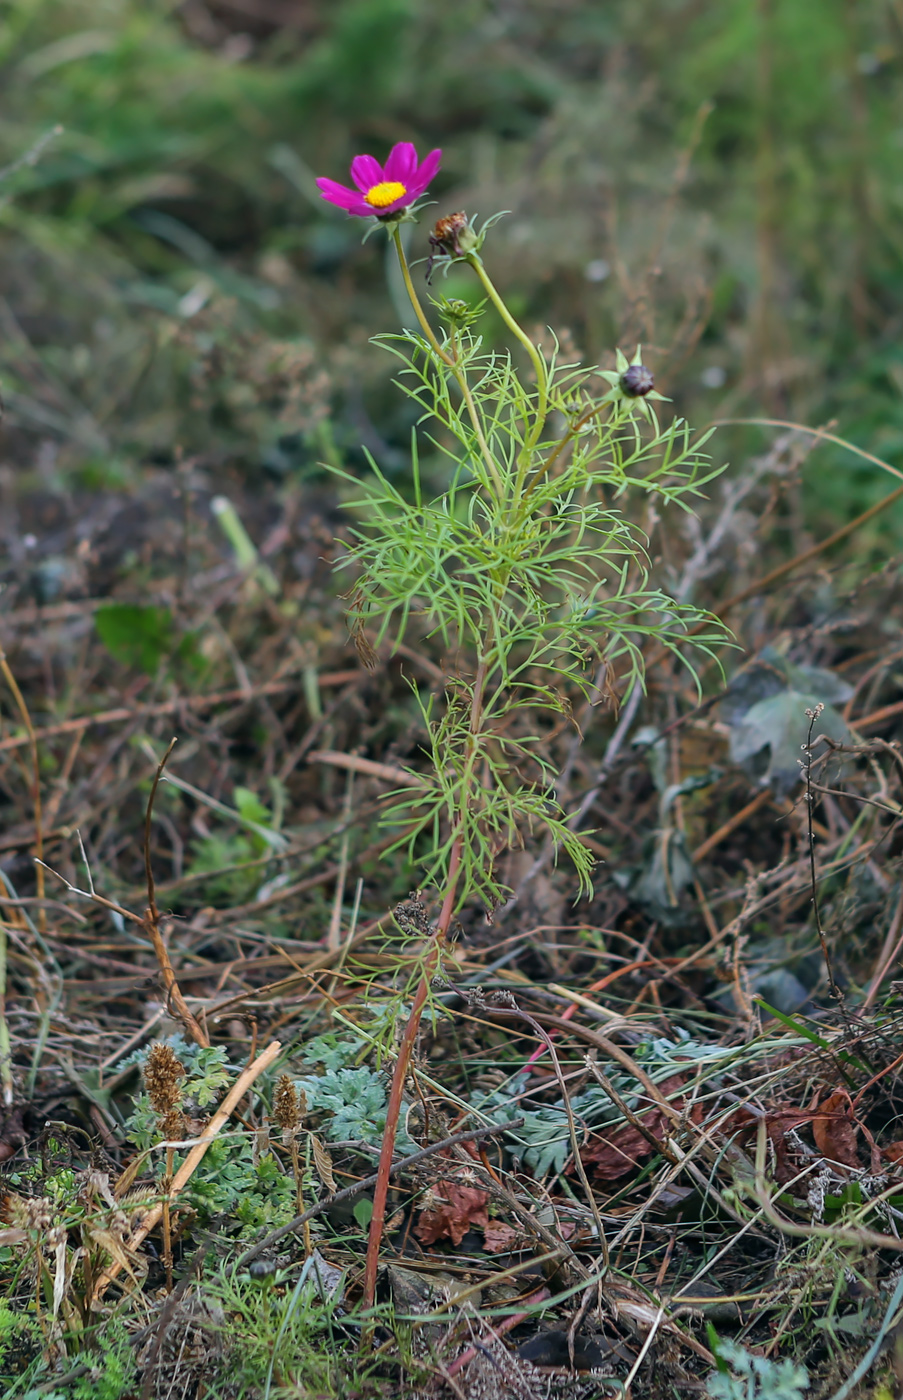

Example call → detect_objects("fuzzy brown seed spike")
144 1042 186 1115
160 1108 186 1142
272 1073 300 1131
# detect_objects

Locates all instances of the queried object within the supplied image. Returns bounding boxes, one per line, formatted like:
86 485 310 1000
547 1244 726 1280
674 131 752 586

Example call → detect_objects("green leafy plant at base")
203 1256 404 1400
0 1303 41 1391
706 1338 809 1400
295 1064 416 1153
36 1326 135 1400
117 1034 234 1151
117 1037 295 1235
0 1191 140 1398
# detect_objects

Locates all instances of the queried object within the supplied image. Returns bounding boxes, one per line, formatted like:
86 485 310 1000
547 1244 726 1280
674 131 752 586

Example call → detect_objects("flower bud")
433 295 486 330
619 363 655 397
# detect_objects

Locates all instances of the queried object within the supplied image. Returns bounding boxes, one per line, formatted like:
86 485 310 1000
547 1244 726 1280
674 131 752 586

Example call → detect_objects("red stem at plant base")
361 661 488 1318
361 837 462 1314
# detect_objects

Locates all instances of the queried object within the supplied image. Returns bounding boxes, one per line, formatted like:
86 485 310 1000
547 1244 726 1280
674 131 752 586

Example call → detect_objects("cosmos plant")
318 139 727 916
317 140 730 1310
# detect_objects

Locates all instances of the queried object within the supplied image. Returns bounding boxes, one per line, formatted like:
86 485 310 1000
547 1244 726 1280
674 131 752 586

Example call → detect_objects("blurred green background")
2 0 902 530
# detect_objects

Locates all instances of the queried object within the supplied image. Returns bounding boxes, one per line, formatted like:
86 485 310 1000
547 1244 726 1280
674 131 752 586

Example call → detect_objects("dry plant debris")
0 437 902 1399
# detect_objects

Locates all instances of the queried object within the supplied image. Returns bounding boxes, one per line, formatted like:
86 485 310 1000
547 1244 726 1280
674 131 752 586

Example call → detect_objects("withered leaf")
579 1074 691 1181
482 1220 528 1254
310 1133 337 1193
726 1103 821 1185
812 1089 860 1170
580 1119 665 1180
415 1180 489 1247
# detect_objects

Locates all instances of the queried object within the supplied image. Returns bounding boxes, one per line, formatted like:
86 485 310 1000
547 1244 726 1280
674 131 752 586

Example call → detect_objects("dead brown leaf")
580 1074 688 1180
812 1088 860 1170
580 1119 665 1180
482 1219 528 1254
415 1179 489 1247
726 1103 823 1184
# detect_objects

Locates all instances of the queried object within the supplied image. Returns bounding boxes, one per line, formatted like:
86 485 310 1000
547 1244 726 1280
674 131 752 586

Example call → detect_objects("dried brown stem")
143 738 208 1049
0 648 45 932
361 658 490 1319
0 673 362 756
361 837 463 1316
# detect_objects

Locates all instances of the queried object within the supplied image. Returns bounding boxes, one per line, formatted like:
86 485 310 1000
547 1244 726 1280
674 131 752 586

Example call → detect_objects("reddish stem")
361 839 462 1314
362 665 487 1319
444 1287 550 1376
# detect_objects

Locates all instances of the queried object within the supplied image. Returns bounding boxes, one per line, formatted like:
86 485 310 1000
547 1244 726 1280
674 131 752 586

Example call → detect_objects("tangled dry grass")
1 430 903 1398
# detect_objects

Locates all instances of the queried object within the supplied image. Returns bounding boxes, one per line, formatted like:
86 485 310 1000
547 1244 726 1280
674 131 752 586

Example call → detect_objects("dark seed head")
620 363 654 397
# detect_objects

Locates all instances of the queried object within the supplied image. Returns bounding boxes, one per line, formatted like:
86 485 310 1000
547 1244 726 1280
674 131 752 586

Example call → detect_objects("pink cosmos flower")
316 142 442 218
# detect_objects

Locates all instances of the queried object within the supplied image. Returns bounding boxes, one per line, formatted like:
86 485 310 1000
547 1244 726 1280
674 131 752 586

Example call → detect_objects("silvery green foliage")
295 1066 416 1151
477 1032 774 1178
707 1340 809 1400
300 1003 406 1072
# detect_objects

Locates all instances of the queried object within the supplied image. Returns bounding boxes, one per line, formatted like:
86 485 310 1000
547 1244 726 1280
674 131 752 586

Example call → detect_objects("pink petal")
412 147 442 191
316 176 355 201
316 177 366 212
350 154 384 193
383 142 418 184
316 177 372 215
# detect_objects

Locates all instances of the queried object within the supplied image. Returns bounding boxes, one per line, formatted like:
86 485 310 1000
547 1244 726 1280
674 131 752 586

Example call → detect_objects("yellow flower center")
364 180 407 209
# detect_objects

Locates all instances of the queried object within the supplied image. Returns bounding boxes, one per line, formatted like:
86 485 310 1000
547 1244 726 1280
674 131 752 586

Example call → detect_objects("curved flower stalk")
316 143 735 1318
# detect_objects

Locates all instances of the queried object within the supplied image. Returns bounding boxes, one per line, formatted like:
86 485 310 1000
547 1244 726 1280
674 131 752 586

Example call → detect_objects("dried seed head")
159 1107 187 1143
1 1191 54 1234
429 211 478 258
427 211 481 283
144 1042 185 1115
272 1074 300 1132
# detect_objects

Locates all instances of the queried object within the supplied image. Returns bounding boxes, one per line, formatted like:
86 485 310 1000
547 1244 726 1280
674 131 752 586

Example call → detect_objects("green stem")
390 226 504 500
465 253 549 450
390 226 454 366
522 397 620 507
